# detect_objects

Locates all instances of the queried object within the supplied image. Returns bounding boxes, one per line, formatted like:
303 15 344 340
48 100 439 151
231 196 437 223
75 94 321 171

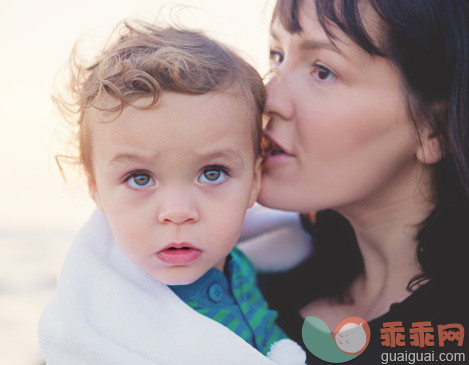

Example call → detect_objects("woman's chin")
257 188 284 210
258 183 304 212
258 177 331 213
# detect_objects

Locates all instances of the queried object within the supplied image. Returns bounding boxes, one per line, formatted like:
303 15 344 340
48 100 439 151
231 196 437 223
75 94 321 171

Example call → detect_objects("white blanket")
39 209 307 365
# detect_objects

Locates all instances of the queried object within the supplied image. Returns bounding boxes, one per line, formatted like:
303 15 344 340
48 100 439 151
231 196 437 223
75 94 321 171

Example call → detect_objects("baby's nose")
157 190 199 224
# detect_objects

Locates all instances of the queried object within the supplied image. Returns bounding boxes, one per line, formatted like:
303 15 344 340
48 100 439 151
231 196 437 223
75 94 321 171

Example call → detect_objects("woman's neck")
337 164 434 316
301 164 435 328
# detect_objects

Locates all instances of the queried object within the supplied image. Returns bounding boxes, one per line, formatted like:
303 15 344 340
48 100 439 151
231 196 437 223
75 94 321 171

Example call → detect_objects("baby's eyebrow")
108 153 155 167
107 149 245 168
197 149 245 167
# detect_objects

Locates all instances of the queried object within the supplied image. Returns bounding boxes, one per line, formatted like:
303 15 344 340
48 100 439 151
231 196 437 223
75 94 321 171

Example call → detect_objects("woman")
251 0 469 363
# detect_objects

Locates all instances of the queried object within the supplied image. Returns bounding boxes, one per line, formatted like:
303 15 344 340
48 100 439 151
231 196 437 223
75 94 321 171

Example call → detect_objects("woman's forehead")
270 7 354 54
271 0 312 34
272 0 384 55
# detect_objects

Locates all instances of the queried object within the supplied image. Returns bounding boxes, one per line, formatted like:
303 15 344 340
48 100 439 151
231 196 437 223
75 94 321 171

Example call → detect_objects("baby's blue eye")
198 168 226 184
127 174 155 188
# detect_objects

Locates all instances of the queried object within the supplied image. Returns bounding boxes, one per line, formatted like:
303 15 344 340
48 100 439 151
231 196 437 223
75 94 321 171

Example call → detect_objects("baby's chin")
151 268 206 286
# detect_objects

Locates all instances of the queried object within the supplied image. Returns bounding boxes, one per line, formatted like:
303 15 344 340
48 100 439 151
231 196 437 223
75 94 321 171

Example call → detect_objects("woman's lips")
156 243 202 265
262 133 294 167
263 152 294 167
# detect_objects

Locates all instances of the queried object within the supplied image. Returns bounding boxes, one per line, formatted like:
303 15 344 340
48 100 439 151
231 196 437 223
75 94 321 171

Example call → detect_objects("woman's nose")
264 70 295 121
157 190 199 224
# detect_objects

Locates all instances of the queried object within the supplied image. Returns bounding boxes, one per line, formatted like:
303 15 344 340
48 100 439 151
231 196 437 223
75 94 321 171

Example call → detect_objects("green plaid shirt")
169 247 287 355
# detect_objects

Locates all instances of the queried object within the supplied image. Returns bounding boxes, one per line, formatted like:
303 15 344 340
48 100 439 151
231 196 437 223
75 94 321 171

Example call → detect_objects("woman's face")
259 2 424 214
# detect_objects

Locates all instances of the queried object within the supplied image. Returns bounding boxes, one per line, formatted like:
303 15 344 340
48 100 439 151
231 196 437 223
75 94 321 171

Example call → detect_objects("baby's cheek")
209 208 245 248
107 211 147 253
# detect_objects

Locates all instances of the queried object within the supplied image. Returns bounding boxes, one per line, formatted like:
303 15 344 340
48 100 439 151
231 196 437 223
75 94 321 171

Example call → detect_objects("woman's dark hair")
273 0 469 301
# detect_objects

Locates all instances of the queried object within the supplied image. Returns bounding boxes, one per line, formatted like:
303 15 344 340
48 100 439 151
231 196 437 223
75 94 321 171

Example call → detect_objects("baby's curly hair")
55 20 266 180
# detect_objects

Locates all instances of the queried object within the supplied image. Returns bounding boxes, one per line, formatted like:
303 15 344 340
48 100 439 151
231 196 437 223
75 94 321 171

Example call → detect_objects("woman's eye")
127 173 155 188
269 50 284 66
312 64 336 81
198 168 227 184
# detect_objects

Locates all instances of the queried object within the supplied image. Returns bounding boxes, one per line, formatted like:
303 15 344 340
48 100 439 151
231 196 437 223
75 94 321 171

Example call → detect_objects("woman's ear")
248 157 262 208
416 131 443 165
416 100 446 165
88 176 104 212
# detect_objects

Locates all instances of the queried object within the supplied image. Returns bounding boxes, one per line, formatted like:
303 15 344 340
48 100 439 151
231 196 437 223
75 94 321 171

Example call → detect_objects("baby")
39 20 305 365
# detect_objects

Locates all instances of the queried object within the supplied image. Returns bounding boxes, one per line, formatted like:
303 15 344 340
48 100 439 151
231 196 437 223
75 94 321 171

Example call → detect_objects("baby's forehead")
89 90 258 141
91 89 258 129
88 91 260 171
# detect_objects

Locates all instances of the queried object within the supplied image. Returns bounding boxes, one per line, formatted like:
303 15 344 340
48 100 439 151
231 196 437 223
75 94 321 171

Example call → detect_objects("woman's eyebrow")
270 27 348 58
270 28 280 42
299 39 347 57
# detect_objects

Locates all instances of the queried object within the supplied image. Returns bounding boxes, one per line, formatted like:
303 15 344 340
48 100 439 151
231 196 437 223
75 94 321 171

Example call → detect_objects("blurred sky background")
0 1 274 363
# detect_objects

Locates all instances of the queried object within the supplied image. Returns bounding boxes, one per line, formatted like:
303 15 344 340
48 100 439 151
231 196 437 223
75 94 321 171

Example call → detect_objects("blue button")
208 283 223 302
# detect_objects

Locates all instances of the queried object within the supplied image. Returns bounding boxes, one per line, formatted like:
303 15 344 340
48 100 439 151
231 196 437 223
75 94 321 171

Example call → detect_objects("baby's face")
89 91 260 285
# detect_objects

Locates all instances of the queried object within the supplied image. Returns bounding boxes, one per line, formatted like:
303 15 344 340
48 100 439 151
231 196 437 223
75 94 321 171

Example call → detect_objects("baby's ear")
248 157 262 208
88 176 104 212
